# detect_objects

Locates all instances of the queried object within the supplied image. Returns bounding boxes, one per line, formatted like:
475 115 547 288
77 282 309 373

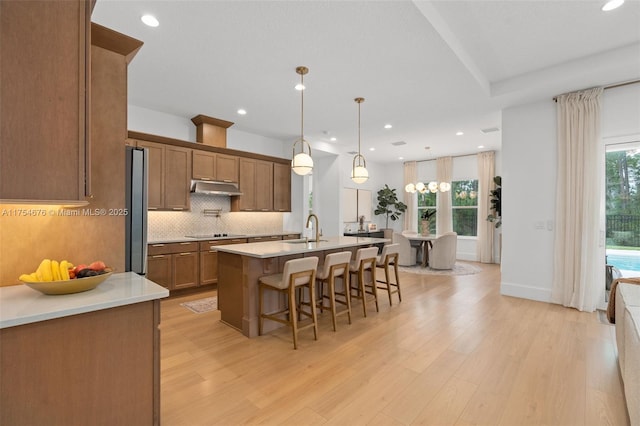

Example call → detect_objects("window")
452 180 478 237
417 191 436 234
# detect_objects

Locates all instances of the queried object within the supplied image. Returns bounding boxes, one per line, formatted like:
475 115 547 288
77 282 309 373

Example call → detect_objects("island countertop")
0 272 169 329
214 235 388 259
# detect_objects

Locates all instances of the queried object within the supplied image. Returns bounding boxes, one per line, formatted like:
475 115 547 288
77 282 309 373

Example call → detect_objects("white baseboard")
501 281 552 303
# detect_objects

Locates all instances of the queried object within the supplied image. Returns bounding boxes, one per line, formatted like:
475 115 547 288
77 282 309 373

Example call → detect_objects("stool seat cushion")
349 247 378 272
317 251 351 280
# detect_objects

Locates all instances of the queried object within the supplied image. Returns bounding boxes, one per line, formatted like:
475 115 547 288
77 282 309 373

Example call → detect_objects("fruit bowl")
22 272 113 295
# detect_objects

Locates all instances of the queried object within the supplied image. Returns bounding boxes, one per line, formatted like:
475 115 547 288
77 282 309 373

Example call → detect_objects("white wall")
500 83 640 304
501 100 557 302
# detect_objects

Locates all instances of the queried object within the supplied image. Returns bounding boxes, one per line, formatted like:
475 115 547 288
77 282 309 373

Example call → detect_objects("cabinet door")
147 255 171 289
0 0 89 202
199 249 218 286
192 150 216 180
173 252 198 290
137 141 164 210
235 158 256 211
255 160 273 211
273 163 291 212
343 188 358 222
216 154 239 183
164 146 191 211
358 189 372 221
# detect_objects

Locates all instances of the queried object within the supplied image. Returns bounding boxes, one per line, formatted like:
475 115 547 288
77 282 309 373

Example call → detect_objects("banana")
51 260 61 281
36 259 53 282
30 272 39 281
59 260 70 281
19 273 38 283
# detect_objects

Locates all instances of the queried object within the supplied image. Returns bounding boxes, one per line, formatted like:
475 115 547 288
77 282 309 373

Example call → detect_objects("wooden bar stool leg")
289 285 298 350
343 274 352 324
359 266 367 318
328 275 338 331
371 266 379 312
384 262 393 306
258 284 264 336
394 261 402 302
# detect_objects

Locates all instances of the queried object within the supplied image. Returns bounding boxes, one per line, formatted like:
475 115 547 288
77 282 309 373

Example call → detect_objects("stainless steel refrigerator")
125 146 148 274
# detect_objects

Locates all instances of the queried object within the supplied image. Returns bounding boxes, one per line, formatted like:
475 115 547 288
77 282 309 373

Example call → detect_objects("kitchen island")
216 236 387 337
0 272 168 425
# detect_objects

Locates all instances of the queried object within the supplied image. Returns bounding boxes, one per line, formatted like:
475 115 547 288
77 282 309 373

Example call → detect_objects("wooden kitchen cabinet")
232 158 273 211
192 151 239 183
0 0 91 202
147 242 199 290
273 163 292 212
135 140 191 211
199 238 248 286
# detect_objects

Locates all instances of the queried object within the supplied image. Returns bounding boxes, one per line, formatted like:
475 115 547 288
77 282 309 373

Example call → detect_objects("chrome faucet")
306 213 320 243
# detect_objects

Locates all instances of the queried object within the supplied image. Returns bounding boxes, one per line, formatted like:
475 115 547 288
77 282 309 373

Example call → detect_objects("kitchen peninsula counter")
0 273 168 425
216 236 387 337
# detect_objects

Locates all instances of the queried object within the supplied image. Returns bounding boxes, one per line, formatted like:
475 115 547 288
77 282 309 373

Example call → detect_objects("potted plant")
374 184 407 238
486 176 502 228
421 209 436 236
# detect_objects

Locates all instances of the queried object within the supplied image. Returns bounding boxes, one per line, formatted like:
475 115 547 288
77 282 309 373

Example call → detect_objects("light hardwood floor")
159 263 630 425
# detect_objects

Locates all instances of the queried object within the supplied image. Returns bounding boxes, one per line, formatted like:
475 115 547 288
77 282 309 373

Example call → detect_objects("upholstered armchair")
392 233 417 266
429 232 458 270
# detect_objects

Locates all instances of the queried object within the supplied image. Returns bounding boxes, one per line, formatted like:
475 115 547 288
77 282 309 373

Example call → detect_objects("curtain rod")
553 79 640 101
408 151 486 164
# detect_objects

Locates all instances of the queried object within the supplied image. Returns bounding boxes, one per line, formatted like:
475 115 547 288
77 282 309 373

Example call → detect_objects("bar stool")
316 251 352 331
348 246 379 317
258 256 319 349
376 243 401 306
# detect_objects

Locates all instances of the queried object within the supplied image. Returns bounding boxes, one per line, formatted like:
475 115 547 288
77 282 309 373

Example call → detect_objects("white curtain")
477 151 495 263
403 161 417 232
436 156 452 233
552 87 604 312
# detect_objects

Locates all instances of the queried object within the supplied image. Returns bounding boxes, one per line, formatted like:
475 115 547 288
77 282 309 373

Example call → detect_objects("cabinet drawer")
281 234 301 240
148 241 198 255
198 238 248 251
248 235 280 243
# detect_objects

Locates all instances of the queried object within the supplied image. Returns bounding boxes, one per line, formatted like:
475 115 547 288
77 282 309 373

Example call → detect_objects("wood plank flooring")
159 263 630 425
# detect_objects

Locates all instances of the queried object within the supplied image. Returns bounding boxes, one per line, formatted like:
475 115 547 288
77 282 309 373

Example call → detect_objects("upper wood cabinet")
273 163 292 212
232 158 273 211
0 0 90 203
192 151 239 183
135 140 191 211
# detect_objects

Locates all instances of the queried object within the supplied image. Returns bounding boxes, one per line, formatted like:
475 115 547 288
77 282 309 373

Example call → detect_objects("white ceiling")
92 0 640 164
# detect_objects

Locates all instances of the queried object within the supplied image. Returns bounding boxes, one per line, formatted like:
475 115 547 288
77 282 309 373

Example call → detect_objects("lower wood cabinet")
147 242 198 290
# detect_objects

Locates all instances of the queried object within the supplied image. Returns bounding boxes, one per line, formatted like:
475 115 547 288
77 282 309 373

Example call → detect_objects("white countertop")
215 235 388 258
148 231 300 245
0 272 169 329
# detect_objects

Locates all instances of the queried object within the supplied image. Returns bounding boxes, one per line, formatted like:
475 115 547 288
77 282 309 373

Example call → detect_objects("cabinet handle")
148 207 158 211
222 179 233 183
261 209 269 211
209 250 217 253
152 244 165 247
172 208 184 211
201 177 211 181
152 255 165 258
179 242 192 245
179 252 191 256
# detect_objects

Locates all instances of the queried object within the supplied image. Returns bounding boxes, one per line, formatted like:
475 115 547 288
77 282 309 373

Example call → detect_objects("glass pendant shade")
351 155 369 184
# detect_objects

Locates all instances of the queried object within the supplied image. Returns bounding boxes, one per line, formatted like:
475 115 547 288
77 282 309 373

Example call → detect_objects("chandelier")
405 181 451 194
291 66 313 176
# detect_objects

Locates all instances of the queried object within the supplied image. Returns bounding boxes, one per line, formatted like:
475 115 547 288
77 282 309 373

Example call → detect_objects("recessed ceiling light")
602 0 624 11
456 131 464 136
398 156 404 160
330 137 337 142
237 109 247 115
369 147 375 151
478 145 485 149
141 14 159 27
384 124 392 129
295 84 305 91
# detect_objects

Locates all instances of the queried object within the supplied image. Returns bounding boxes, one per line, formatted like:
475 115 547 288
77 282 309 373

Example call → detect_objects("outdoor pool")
607 250 640 274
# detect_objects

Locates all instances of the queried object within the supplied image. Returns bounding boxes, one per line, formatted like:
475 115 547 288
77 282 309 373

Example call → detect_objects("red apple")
89 260 106 271
74 264 88 275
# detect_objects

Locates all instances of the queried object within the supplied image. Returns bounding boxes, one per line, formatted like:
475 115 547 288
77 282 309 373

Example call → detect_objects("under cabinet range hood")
190 180 242 196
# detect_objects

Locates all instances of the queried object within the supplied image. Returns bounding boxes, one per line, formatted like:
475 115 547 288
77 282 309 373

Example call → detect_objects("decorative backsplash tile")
148 194 285 240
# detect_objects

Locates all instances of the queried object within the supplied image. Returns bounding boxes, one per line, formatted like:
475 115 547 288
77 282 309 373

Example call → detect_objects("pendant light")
351 97 369 184
291 66 313 176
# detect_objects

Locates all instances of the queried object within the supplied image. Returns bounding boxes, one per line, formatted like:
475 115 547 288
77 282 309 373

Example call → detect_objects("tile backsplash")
148 194 285 240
